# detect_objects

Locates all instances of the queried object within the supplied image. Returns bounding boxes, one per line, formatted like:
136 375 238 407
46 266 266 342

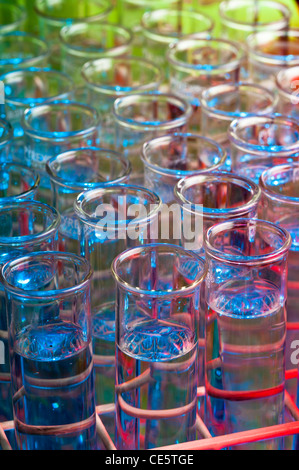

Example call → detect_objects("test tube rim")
111 242 207 297
219 0 291 31
141 132 227 178
0 250 93 300
228 114 299 157
46 147 131 191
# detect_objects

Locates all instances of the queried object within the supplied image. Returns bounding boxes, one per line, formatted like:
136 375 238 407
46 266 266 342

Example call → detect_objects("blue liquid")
11 321 96 450
116 320 198 450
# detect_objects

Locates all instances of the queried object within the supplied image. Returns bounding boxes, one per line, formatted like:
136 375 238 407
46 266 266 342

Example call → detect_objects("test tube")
113 92 193 180
140 8 213 77
228 114 299 184
81 57 162 148
260 163 299 405
167 37 244 133
112 243 207 449
200 82 278 169
60 22 133 85
1 251 97 450
0 32 49 75
247 29 299 89
0 201 60 425
141 132 227 204
21 100 99 204
34 0 113 69
174 172 261 253
204 218 291 450
174 172 261 417
219 0 290 44
0 1 27 34
74 185 161 448
46 147 131 255
117 0 180 30
1 67 74 161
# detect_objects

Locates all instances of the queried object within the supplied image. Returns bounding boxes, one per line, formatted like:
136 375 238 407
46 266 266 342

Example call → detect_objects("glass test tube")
60 22 133 85
112 243 207 450
228 114 299 184
174 172 261 253
141 132 227 204
167 37 244 133
0 201 60 425
247 29 299 90
113 92 193 181
1 251 97 450
0 1 27 34
1 67 74 161
260 163 299 404
117 0 181 54
22 100 99 205
140 8 214 78
81 57 162 149
174 172 261 414
200 82 278 169
34 0 113 69
0 32 49 75
204 218 291 450
74 185 161 448
46 147 131 255
219 0 290 43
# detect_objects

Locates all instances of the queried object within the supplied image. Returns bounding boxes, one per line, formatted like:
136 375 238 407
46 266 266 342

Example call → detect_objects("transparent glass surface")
175 172 261 253
0 32 49 75
46 147 131 255
142 132 227 204
1 251 96 450
22 101 99 204
200 82 278 166
0 1 27 34
34 0 113 69
0 163 40 203
229 114 299 184
74 185 161 445
113 92 193 179
247 29 299 89
204 218 291 449
112 243 206 449
1 67 74 162
276 66 299 120
81 57 162 148
0 201 60 423
219 0 291 43
0 118 13 164
167 37 244 132
141 8 214 74
60 22 133 84
260 163 299 409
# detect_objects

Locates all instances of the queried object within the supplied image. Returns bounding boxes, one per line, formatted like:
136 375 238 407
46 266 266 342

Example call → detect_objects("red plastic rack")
1 367 298 451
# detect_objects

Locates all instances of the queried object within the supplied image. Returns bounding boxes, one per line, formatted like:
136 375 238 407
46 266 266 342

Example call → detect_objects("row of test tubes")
0 0 299 452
